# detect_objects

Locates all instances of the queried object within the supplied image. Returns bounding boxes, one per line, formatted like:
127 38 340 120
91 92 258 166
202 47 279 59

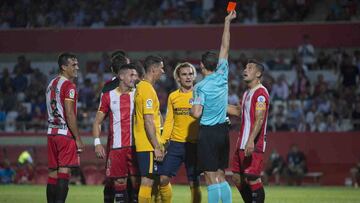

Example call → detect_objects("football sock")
114 184 128 203
46 177 57 203
190 186 202 203
250 182 265 203
104 179 115 203
130 182 139 203
236 183 252 203
159 182 172 203
207 183 220 203
138 185 152 203
219 181 232 203
55 173 70 203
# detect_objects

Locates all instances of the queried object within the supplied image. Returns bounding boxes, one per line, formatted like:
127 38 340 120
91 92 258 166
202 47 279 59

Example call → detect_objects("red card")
227 2 236 12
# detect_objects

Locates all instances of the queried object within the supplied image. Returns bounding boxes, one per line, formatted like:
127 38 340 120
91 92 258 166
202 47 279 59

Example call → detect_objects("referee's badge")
146 99 153 109
189 98 194 105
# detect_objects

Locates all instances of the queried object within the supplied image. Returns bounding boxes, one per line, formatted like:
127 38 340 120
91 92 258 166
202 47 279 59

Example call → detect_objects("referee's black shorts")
197 122 229 172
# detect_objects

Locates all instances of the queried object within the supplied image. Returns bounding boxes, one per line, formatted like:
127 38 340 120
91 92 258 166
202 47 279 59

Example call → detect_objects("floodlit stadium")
0 0 359 203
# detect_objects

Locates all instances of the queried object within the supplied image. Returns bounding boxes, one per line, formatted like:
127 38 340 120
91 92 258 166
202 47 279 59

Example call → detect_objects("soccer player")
191 11 236 203
159 62 202 203
46 53 85 203
93 63 139 203
231 59 270 203
134 55 170 203
99 51 139 203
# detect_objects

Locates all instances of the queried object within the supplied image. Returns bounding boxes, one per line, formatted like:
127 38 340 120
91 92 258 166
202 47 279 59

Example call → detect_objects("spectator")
310 113 327 132
297 34 316 68
352 102 360 131
286 101 303 131
13 55 33 74
313 74 328 96
271 74 289 100
79 78 96 108
0 160 15 184
286 144 307 186
228 84 239 105
305 103 317 125
350 161 360 188
16 106 31 131
325 114 340 132
339 53 359 89
12 67 28 93
263 149 284 185
16 148 34 184
274 114 290 132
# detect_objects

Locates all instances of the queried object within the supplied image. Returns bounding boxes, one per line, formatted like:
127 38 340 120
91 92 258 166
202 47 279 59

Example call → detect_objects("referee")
190 11 236 203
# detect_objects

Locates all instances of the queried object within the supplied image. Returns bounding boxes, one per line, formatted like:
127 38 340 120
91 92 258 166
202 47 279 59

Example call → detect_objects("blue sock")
207 183 220 203
219 181 232 203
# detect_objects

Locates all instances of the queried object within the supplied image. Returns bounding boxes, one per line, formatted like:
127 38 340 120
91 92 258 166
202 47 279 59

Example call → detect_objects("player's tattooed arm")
227 104 241 117
92 111 106 159
144 114 164 161
245 106 266 157
219 10 237 60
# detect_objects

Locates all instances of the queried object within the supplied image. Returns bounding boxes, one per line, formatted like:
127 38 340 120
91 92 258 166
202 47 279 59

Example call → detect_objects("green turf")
0 185 359 203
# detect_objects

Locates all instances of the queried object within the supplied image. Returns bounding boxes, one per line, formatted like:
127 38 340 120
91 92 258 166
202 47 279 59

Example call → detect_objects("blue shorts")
159 141 200 182
136 151 160 176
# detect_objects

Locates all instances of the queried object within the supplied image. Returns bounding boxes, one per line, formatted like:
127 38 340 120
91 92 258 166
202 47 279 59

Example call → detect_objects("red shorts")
231 149 264 177
48 135 79 169
106 147 139 178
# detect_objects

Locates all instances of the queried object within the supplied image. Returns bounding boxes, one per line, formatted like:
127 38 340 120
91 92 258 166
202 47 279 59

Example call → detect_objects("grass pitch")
0 185 359 203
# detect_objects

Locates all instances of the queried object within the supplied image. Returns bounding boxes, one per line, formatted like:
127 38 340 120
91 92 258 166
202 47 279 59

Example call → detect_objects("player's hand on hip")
76 137 85 153
154 148 164 162
95 144 106 159
245 141 254 157
225 10 237 22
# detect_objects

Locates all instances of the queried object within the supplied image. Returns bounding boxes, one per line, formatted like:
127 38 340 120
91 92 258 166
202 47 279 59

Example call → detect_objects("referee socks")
219 181 232 203
207 184 220 203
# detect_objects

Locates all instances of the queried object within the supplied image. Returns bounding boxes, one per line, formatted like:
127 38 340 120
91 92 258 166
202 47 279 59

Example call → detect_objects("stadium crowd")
0 0 358 29
0 48 359 133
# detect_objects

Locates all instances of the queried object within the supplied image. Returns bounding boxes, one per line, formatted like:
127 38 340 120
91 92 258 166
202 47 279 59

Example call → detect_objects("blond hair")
173 62 197 86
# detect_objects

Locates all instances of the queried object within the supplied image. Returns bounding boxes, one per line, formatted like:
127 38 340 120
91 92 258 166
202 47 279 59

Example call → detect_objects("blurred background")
0 0 359 188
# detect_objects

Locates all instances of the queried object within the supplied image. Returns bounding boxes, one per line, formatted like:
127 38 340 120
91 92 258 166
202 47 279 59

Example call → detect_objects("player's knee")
58 167 71 174
114 178 127 186
141 176 154 187
160 175 170 186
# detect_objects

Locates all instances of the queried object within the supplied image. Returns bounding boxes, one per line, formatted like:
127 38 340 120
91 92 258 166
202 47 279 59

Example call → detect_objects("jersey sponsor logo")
256 95 266 110
69 89 75 99
146 99 153 109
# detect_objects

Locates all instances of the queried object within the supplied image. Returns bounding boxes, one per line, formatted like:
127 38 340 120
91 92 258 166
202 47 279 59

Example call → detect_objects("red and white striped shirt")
98 88 135 149
237 84 270 152
46 76 78 137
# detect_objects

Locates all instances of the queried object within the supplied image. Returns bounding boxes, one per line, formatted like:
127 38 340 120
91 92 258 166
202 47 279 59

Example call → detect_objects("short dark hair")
111 54 129 74
144 55 163 73
116 63 136 74
201 51 218 71
134 60 145 79
58 53 77 70
111 50 127 60
247 59 264 77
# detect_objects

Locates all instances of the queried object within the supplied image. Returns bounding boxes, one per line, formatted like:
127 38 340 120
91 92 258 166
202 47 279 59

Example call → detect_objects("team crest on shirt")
69 89 75 99
189 98 194 105
146 99 153 109
256 95 266 110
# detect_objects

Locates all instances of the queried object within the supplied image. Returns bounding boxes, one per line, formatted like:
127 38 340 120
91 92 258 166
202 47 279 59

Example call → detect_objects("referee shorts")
197 123 229 172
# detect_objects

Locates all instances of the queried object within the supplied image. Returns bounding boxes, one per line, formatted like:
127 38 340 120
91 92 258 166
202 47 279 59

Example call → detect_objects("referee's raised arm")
219 11 237 60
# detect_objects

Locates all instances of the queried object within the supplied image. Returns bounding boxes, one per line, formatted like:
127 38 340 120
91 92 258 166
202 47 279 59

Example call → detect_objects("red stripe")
250 182 263 191
120 94 131 147
47 177 57 185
